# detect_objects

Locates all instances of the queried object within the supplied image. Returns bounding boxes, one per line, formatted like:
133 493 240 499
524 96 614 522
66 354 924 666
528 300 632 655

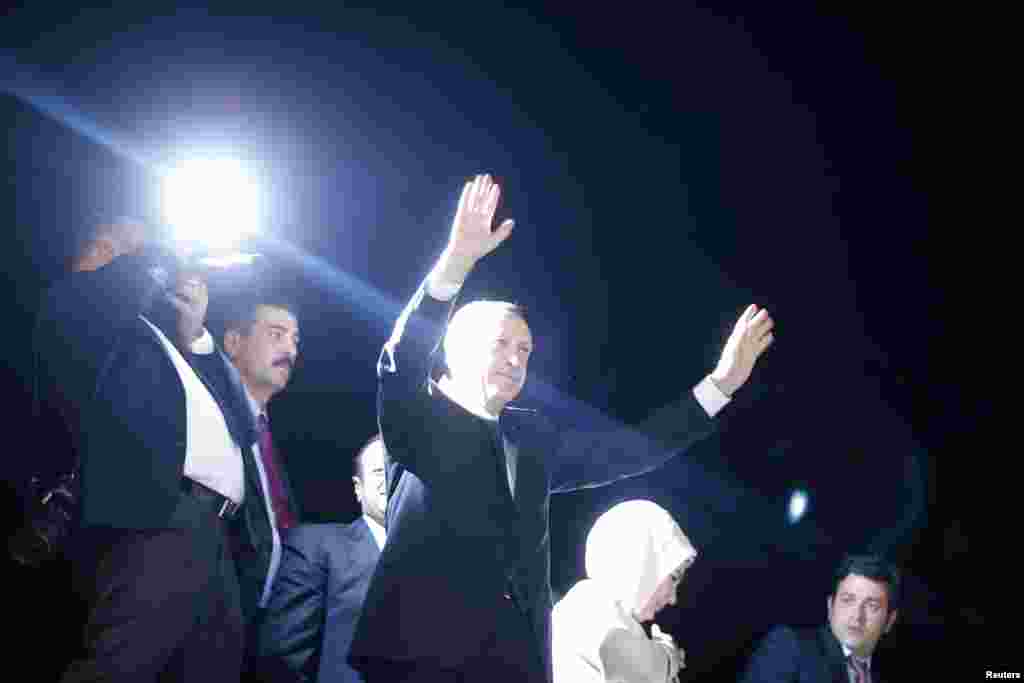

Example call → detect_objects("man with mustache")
205 298 303 677
349 174 775 682
741 554 900 683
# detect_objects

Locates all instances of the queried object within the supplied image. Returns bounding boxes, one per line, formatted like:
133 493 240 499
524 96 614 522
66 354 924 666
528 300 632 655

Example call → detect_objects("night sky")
2 3 993 679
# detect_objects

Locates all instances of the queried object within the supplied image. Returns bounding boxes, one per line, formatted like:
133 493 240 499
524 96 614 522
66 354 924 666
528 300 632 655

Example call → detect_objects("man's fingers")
490 219 515 249
749 307 771 325
456 180 473 219
485 182 501 217
734 304 757 331
473 174 492 211
758 332 775 353
750 313 773 337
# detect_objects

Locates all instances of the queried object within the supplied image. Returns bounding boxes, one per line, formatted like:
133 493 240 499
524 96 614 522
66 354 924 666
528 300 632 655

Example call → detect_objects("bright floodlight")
162 158 260 249
787 489 809 525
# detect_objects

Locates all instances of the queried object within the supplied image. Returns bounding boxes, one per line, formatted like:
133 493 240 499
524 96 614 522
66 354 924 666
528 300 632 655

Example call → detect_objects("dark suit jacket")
34 250 273 552
349 281 717 677
188 347 302 621
259 519 381 683
32 248 168 480
741 625 883 683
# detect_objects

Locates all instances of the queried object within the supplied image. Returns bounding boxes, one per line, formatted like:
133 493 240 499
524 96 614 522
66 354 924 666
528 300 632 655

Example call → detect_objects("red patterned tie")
257 414 296 530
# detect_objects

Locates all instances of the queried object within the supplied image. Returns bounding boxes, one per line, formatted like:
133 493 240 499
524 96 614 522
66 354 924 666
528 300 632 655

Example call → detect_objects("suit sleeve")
30 247 176 475
549 389 715 494
739 626 802 683
258 526 329 682
376 279 459 480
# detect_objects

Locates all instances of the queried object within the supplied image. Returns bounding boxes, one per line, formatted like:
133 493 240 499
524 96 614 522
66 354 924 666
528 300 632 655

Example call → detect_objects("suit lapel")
355 517 382 559
502 408 541 508
819 626 850 683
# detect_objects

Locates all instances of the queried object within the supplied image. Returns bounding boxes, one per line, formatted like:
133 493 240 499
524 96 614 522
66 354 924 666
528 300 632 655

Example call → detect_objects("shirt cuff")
425 274 463 302
189 328 215 355
693 375 731 418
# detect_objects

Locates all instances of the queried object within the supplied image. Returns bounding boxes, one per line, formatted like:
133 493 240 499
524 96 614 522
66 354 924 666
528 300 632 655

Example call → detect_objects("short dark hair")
352 433 385 480
832 553 902 612
223 298 300 337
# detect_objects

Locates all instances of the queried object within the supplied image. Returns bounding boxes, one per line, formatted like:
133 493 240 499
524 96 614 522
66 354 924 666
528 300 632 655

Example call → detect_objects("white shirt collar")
434 378 499 421
840 644 872 670
239 381 264 421
363 514 386 550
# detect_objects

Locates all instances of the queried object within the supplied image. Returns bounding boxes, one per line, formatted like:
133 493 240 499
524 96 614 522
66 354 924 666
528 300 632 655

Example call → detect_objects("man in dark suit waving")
349 174 776 682
258 434 387 682
741 554 900 683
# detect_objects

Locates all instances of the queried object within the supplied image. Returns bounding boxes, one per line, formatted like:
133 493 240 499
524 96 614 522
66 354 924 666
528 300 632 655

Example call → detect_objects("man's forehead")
255 305 299 329
451 309 531 342
361 441 386 468
495 313 531 340
837 574 889 601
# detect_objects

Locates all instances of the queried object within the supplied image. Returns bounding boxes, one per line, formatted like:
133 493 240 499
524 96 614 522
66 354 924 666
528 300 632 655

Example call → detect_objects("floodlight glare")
162 158 260 250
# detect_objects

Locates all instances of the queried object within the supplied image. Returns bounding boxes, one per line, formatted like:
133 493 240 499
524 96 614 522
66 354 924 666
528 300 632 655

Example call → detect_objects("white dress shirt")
142 319 245 503
189 330 284 607
840 644 873 683
364 514 386 551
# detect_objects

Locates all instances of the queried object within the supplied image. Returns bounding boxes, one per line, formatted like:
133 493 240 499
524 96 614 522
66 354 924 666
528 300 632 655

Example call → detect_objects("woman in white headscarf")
552 500 696 683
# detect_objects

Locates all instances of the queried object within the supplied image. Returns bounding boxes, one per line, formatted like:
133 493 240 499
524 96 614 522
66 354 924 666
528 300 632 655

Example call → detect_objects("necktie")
848 656 869 683
488 421 513 498
257 414 296 530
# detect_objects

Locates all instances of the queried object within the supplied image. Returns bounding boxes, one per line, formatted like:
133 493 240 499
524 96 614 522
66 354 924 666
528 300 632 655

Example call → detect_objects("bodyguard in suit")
49 223 260 681
740 554 900 683
348 174 776 682
259 434 387 683
211 298 302 624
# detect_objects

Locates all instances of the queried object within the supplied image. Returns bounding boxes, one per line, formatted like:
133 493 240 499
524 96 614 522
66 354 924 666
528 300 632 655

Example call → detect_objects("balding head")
440 300 532 415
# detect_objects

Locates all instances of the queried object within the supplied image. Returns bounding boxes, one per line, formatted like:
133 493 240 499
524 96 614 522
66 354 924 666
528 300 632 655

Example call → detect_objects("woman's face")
635 561 690 623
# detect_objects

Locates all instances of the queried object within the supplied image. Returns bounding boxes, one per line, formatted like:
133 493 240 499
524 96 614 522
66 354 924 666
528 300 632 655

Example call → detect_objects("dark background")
1 3 997 679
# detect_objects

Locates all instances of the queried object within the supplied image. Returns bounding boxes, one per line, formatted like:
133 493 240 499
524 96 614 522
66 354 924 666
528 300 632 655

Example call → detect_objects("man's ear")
883 609 898 634
75 238 116 272
352 476 362 503
96 238 116 262
223 329 241 359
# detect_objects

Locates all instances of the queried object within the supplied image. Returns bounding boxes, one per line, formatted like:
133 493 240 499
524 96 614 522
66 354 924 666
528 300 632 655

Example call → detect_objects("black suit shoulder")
741 624 847 683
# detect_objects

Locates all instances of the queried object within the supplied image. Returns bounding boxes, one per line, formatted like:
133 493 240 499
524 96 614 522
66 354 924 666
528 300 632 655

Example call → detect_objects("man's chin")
840 633 867 651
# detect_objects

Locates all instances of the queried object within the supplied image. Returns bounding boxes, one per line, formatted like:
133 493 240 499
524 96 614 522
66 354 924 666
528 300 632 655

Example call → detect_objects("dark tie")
257 414 295 530
848 656 869 683
487 421 512 498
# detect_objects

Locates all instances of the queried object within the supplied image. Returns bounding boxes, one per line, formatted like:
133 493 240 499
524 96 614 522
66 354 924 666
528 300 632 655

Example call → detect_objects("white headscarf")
584 500 697 616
